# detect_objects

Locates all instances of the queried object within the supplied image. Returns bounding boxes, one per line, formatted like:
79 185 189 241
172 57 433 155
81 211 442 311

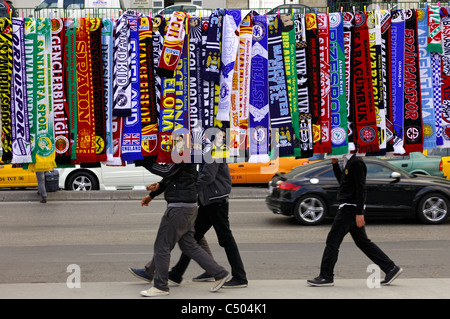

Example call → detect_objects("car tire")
293 195 327 225
65 170 99 191
417 192 449 224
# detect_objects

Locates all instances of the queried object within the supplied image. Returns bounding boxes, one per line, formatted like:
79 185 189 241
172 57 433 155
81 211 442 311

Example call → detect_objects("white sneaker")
210 273 231 292
140 286 169 297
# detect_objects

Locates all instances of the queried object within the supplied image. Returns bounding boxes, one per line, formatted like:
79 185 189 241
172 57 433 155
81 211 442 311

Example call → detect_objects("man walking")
307 154 403 287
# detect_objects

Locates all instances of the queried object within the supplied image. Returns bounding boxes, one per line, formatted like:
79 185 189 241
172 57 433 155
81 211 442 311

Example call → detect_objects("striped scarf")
0 17 12 162
203 8 225 83
343 12 355 152
440 7 450 148
427 5 443 53
11 18 31 164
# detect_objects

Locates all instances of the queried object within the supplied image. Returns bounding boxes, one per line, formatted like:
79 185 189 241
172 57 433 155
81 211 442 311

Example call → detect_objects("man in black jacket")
168 161 248 288
137 162 230 297
307 154 403 287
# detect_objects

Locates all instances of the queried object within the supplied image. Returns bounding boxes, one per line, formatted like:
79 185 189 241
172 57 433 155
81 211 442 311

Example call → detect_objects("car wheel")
66 171 99 191
293 195 327 225
417 193 449 224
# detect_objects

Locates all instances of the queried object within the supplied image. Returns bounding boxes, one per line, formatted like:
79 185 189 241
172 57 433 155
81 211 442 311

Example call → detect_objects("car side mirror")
390 171 401 182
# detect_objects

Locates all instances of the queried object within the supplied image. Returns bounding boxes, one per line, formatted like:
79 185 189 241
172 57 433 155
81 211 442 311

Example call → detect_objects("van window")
65 0 84 9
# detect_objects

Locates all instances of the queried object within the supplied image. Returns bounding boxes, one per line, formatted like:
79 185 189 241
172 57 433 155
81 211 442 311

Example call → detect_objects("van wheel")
417 193 449 224
66 171 99 191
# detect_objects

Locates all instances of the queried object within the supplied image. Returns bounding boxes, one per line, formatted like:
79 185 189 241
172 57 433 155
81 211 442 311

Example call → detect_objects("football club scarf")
157 75 176 163
63 18 77 161
217 10 242 122
427 5 443 53
229 42 240 157
152 15 165 113
352 11 379 154
343 12 356 152
403 9 424 153
33 18 56 171
122 17 143 162
90 18 107 162
268 14 294 157
417 8 437 150
0 17 12 162
390 10 406 154
367 11 386 156
432 52 444 146
380 10 394 153
201 16 216 131
293 13 313 158
51 17 71 165
316 12 332 154
440 7 450 147
157 11 187 78
139 16 158 159
305 13 322 154
11 18 31 164
101 18 115 163
281 13 300 157
248 14 270 163
112 12 132 117
75 18 96 163
328 12 348 156
24 18 37 164
203 8 225 83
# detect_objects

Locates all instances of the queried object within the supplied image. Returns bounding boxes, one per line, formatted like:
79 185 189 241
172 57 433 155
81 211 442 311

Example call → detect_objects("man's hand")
146 182 159 192
141 194 153 207
331 158 339 164
356 214 365 228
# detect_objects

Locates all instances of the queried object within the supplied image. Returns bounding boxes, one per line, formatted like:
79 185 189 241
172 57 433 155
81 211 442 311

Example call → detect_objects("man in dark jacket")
307 154 403 287
168 161 248 288
137 162 230 297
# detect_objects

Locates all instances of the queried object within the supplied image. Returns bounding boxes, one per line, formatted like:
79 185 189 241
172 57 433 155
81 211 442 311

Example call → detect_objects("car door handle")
402 164 408 167
238 165 244 167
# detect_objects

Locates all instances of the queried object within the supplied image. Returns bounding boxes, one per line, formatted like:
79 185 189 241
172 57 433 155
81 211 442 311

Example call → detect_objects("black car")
267 4 314 14
266 157 450 225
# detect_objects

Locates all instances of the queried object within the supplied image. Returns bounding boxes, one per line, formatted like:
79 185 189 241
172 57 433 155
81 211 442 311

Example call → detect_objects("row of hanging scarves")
1 7 450 168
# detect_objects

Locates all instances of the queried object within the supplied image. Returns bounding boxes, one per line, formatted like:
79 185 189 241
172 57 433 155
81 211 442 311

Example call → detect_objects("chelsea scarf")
11 18 31 164
0 17 12 162
248 14 270 163
328 12 348 156
440 7 450 147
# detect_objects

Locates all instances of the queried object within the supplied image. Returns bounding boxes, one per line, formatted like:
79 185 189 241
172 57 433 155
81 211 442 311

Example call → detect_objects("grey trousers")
36 171 47 199
149 205 228 292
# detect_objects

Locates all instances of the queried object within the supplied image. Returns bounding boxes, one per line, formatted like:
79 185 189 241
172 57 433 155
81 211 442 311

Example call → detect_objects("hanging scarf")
367 11 386 156
268 15 294 158
201 16 216 131
305 13 322 154
152 14 165 114
343 12 355 152
34 18 56 171
0 17 12 162
157 11 187 78
328 12 348 156
112 12 132 117
316 12 332 154
427 5 443 54
51 17 71 165
248 14 270 163
156 75 176 163
352 11 379 153
11 18 31 164
281 13 300 156
101 18 115 164
139 16 158 160
440 7 450 148
432 52 444 146
75 18 96 163
122 17 143 162
64 18 77 162
417 8 437 150
203 8 225 83
390 9 406 154
217 10 242 122
380 10 394 153
294 13 313 158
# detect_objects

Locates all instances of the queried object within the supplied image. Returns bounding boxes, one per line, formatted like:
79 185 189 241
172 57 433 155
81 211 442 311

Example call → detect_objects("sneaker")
40 198 47 203
192 272 215 282
128 267 153 283
210 273 231 292
223 277 248 288
140 286 169 297
381 266 403 286
307 276 334 287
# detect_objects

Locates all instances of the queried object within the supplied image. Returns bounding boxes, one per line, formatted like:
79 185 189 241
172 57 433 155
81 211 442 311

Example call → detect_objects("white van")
34 0 125 18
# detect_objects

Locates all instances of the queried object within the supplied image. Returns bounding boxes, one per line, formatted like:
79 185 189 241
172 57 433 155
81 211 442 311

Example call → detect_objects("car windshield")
36 0 58 9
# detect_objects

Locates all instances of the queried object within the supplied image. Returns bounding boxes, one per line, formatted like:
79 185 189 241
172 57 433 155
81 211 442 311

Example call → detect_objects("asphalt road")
1 198 449 285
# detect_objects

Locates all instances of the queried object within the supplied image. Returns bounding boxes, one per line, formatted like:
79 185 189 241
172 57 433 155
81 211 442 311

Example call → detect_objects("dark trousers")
170 200 247 283
320 205 395 280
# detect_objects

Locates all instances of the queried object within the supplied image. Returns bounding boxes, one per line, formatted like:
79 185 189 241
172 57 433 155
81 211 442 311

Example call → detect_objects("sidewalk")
1 278 449 299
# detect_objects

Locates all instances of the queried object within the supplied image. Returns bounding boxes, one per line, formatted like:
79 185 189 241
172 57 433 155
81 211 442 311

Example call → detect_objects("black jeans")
169 200 247 283
320 205 395 280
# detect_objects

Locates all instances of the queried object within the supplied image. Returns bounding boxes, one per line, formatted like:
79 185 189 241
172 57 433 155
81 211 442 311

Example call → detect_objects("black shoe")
128 267 153 283
223 277 248 288
168 273 182 286
307 276 334 287
381 266 403 286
